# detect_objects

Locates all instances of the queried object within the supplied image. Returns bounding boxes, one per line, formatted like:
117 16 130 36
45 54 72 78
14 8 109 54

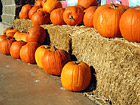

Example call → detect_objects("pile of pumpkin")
19 0 140 43
0 25 91 92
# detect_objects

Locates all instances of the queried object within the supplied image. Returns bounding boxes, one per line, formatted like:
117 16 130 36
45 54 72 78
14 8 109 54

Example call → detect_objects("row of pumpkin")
0 25 91 92
19 0 140 43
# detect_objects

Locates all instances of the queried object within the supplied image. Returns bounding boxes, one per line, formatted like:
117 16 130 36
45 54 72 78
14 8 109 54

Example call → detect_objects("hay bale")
71 27 140 105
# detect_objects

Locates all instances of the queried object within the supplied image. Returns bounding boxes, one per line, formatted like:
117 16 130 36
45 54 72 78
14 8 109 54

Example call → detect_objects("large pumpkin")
31 10 50 25
63 6 84 26
42 46 71 76
28 6 40 19
43 0 62 13
61 61 91 91
83 6 97 27
20 42 40 63
78 0 98 8
35 45 56 68
19 4 32 19
26 25 46 44
120 7 140 42
93 4 127 38
10 41 27 59
0 37 15 55
50 8 66 25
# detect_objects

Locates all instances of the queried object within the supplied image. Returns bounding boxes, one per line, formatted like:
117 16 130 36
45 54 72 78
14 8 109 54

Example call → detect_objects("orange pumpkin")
61 61 91 91
93 4 127 38
6 29 19 37
78 0 98 8
26 25 46 44
20 42 40 63
42 46 71 76
63 6 84 26
0 37 15 55
50 8 66 25
83 6 97 27
42 0 47 7
0 35 7 41
3 27 13 35
14 31 27 41
20 34 27 42
19 4 32 19
120 7 140 42
28 6 40 19
10 41 27 59
34 0 43 7
43 0 62 13
35 45 56 68
31 10 50 25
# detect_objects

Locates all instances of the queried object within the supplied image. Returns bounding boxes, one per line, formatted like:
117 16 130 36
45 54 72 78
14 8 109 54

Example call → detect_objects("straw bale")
71 27 140 105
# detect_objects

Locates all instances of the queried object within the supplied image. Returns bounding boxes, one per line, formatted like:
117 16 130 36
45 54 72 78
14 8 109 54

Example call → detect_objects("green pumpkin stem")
110 3 118 9
53 46 56 51
69 14 73 19
74 61 80 65
44 46 50 49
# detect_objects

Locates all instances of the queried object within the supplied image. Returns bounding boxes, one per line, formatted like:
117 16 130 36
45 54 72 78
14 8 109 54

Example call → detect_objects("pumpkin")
31 10 50 25
63 6 84 26
83 6 97 27
19 4 32 19
10 41 27 59
20 34 27 42
50 8 66 25
3 27 13 35
61 61 91 91
42 0 47 7
35 45 56 68
78 0 98 9
34 0 43 7
0 37 15 55
6 29 19 37
43 0 62 13
14 31 27 41
20 42 40 63
42 46 71 75
93 4 127 38
26 25 46 44
28 6 40 19
120 6 140 42
0 35 7 41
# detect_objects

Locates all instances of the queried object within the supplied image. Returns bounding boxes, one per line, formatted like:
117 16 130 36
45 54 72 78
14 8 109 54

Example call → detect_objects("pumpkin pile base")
13 19 140 105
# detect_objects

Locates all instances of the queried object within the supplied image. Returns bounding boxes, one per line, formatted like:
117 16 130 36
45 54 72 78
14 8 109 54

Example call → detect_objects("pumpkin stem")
44 46 51 49
74 61 81 65
110 3 118 9
69 14 73 19
53 46 56 51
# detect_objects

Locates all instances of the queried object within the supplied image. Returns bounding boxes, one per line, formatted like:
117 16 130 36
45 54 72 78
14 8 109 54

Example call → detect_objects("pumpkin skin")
6 29 19 37
35 45 55 68
93 4 127 38
26 25 46 44
42 47 71 76
28 6 40 19
20 34 27 42
78 0 98 8
50 8 66 25
3 27 13 35
61 61 91 91
42 0 47 7
19 4 32 19
14 32 27 41
120 7 140 42
10 41 27 59
83 6 97 27
63 6 84 26
34 0 43 7
31 10 50 25
0 35 7 41
0 38 15 55
20 42 40 63
43 0 62 13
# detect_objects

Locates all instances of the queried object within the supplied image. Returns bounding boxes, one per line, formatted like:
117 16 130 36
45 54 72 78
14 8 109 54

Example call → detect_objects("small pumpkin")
20 42 40 63
28 6 40 19
63 6 84 26
10 41 27 59
0 35 7 41
14 31 27 41
120 7 140 42
61 61 91 91
34 0 43 7
50 8 66 25
35 45 56 68
6 29 19 37
3 27 13 35
83 6 97 27
20 34 27 42
42 46 71 76
19 4 32 19
31 10 50 25
78 0 98 8
0 37 15 55
26 25 46 44
93 4 127 38
43 0 62 13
